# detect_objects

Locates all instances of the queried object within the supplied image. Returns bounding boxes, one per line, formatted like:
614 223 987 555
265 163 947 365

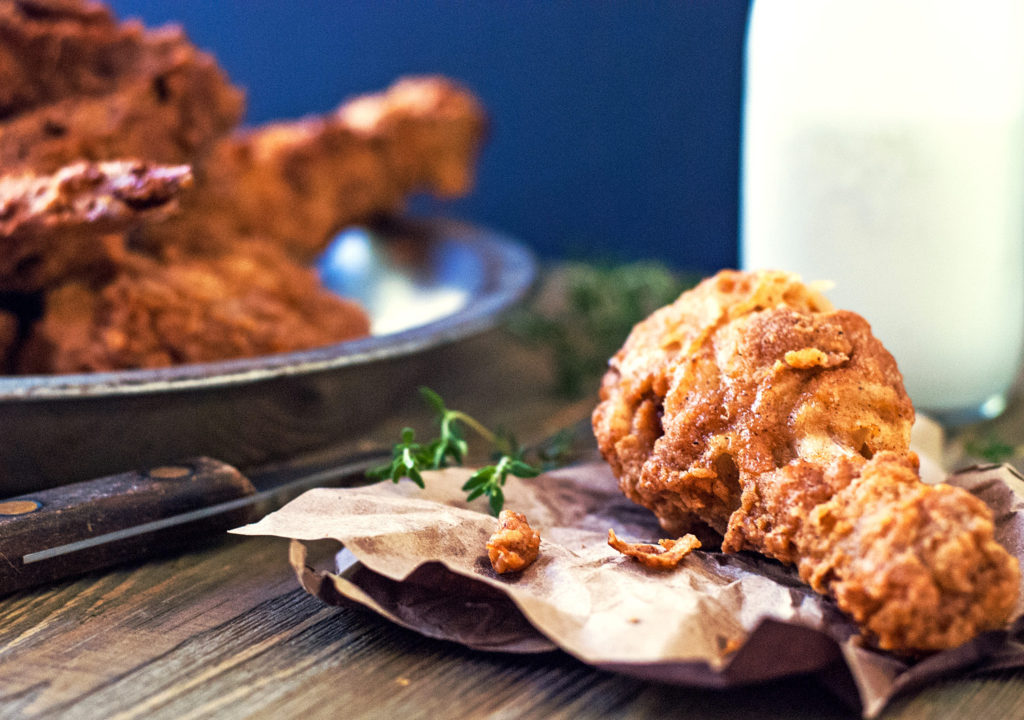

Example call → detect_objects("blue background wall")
108 1 750 274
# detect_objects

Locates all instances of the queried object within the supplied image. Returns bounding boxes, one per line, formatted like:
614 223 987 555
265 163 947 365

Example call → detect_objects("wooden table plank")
0 535 858 720
4 529 1024 719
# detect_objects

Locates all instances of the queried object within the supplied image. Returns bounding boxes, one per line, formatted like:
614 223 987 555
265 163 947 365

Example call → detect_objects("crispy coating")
607 529 701 570
337 75 488 199
0 0 157 115
593 270 910 537
0 2 486 373
796 453 1020 652
593 269 1020 652
141 76 487 262
0 160 192 292
0 0 245 172
487 510 541 574
17 238 370 373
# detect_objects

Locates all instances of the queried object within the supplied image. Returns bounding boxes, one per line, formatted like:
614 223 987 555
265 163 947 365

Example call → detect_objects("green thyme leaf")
461 472 491 492
418 386 447 414
508 460 541 477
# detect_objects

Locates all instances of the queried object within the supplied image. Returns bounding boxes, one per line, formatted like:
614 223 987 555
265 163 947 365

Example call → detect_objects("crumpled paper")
232 461 1024 718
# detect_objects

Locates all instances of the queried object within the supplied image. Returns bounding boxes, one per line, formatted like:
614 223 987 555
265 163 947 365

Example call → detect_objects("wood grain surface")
2 328 1024 719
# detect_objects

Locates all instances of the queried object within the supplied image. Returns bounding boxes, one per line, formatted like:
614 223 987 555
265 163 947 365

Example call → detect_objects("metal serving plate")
0 218 535 495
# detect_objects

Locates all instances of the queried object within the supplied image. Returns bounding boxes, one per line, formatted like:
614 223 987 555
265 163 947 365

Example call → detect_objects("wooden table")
2 328 1024 720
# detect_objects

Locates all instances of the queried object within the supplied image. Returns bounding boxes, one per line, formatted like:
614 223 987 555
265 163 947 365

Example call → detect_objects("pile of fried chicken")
0 0 486 373
593 269 1021 653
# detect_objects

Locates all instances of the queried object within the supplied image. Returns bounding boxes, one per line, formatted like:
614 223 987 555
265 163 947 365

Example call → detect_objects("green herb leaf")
461 472 491 491
508 460 541 477
965 434 1017 464
488 486 505 516
419 386 448 415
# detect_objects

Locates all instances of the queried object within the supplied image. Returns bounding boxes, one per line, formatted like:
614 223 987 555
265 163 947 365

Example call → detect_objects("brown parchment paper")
231 461 1024 718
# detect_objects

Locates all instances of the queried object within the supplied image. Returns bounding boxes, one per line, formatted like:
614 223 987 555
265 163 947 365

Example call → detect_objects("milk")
741 0 1024 424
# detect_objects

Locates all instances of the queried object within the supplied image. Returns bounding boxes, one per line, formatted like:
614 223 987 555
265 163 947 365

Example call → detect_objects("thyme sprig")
368 387 541 514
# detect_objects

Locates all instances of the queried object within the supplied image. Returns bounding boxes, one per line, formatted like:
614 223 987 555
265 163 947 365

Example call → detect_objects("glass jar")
741 0 1024 425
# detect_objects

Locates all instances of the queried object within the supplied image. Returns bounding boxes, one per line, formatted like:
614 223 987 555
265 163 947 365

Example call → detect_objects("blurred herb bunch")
508 260 697 397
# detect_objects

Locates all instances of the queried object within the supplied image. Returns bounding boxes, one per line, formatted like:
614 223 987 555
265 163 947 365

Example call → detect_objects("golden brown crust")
0 159 191 233
0 0 244 172
337 75 489 199
0 3 486 373
141 76 488 262
593 270 907 537
0 159 192 292
0 0 147 115
795 453 1020 652
607 529 701 570
593 269 1020 652
487 510 541 574
17 238 370 373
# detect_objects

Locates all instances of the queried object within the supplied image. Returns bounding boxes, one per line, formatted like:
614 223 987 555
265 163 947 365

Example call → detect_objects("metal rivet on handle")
0 499 43 515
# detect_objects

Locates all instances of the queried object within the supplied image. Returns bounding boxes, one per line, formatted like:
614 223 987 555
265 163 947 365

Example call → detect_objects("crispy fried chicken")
592 269 1020 652
18 238 370 373
487 510 541 574
0 0 488 372
139 76 488 262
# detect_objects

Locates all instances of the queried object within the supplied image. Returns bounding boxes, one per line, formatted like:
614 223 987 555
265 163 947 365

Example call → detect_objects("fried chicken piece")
0 0 136 116
0 4 482 373
592 269 1020 652
0 0 245 172
0 0 147 115
338 75 488 199
0 159 192 292
141 76 488 262
796 453 1019 652
17 238 370 373
594 270 907 538
487 510 541 574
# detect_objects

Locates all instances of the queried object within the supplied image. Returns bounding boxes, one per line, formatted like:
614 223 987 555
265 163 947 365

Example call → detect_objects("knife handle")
0 457 256 595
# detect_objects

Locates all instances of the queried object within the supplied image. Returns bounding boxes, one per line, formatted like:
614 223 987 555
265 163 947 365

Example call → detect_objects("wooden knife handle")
0 457 256 595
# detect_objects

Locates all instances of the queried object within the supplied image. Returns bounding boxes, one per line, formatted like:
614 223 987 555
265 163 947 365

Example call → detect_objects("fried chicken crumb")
718 636 744 656
783 347 847 369
487 510 540 574
607 528 701 570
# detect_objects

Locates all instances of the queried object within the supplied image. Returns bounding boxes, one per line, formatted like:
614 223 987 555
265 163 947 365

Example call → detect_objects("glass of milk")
741 0 1024 425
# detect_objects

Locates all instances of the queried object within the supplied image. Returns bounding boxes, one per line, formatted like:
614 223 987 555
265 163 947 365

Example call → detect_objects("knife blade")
0 447 389 595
